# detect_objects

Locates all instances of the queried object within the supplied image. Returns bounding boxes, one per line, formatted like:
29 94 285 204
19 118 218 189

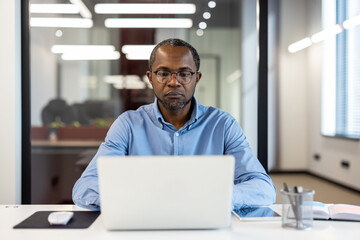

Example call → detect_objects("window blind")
321 0 360 139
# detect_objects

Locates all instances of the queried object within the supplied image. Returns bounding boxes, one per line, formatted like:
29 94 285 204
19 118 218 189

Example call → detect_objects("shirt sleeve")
224 118 276 209
72 115 130 210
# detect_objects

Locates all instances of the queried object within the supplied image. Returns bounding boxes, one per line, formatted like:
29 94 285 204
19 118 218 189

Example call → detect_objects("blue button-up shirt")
72 98 276 210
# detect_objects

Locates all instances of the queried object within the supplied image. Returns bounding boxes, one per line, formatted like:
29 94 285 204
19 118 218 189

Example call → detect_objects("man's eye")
158 71 170 77
179 71 191 78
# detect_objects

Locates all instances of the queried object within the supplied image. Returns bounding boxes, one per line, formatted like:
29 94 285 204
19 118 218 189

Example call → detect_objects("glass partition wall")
28 0 254 204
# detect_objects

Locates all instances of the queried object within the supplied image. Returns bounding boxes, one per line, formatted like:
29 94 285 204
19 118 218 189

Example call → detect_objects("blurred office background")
28 0 248 204
1 0 359 204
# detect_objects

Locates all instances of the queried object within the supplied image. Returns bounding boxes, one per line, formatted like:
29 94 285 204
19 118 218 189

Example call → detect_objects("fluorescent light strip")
226 69 242 83
121 45 155 54
51 45 115 54
114 83 146 90
61 51 120 60
343 15 360 29
95 3 196 14
288 15 360 53
104 75 146 89
105 18 193 28
288 38 312 53
30 4 80 14
311 24 343 43
104 75 124 84
69 0 92 19
122 45 155 60
30 18 93 28
143 75 153 89
121 45 155 60
125 53 150 60
104 75 141 84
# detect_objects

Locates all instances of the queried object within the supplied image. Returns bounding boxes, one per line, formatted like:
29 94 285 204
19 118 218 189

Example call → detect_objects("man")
72 38 276 210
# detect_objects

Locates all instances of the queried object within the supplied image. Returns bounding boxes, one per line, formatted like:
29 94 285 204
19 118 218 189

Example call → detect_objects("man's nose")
167 74 180 85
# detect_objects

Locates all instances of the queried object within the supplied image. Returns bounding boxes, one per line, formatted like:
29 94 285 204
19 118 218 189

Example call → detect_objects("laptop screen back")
98 155 234 230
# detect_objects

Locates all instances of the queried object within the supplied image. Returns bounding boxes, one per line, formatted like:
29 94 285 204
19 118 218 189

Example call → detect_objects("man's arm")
224 119 276 208
72 116 130 210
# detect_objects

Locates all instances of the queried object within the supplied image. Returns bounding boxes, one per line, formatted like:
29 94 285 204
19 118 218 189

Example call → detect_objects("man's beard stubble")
155 93 193 111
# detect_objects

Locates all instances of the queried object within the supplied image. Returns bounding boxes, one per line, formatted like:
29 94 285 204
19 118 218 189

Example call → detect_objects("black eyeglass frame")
152 70 197 84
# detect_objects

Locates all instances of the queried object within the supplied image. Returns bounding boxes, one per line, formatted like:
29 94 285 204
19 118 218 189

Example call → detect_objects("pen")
295 186 303 228
283 183 299 227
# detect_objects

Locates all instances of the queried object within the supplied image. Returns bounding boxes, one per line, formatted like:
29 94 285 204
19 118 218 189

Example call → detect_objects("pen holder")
280 188 315 230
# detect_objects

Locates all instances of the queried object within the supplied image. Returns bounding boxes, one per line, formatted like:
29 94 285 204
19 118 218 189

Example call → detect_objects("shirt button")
175 132 179 137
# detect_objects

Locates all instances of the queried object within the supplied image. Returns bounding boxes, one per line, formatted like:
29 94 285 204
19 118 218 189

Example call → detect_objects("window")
322 0 360 139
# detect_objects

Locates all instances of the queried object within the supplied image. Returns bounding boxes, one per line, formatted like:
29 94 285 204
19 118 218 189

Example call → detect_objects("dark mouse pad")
13 211 100 229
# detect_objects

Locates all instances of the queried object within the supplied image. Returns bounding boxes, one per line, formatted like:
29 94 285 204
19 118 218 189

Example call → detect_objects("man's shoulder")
112 103 156 129
197 103 234 121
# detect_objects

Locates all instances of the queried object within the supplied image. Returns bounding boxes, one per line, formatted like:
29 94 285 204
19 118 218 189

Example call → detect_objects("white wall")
278 0 310 170
0 0 22 204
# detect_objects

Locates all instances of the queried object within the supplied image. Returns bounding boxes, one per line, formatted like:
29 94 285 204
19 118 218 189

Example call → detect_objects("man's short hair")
148 38 200 71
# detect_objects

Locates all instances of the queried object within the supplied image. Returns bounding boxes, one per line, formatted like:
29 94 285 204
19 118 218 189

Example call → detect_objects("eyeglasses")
152 70 196 84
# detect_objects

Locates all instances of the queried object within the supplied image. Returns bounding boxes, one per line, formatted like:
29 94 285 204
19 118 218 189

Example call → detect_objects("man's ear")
146 71 153 84
195 72 202 84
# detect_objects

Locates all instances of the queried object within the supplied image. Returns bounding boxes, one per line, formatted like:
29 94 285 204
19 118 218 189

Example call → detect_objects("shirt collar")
153 98 165 124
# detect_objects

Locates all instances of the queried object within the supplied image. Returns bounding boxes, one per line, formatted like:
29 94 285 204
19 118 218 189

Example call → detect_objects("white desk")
1 205 359 240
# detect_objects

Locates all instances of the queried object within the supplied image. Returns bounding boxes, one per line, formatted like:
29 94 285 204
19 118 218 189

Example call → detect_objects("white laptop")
97 155 235 230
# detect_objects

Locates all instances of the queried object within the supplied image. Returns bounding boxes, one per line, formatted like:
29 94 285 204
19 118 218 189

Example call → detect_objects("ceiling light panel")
104 75 140 84
69 0 92 19
203 12 211 19
122 45 155 60
104 75 146 89
61 51 120 61
122 45 155 54
95 3 196 14
125 53 151 60
343 15 360 29
51 45 116 54
105 18 193 28
30 18 93 28
30 4 80 14
208 1 216 9
288 38 312 53
311 25 343 43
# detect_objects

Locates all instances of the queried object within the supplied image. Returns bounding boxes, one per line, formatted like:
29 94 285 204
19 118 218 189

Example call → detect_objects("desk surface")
1 205 359 240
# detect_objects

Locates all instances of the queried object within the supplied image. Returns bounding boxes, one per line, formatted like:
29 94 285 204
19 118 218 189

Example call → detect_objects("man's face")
147 46 201 111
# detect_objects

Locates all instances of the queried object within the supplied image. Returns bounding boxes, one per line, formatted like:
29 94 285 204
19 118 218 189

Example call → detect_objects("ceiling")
29 0 241 29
